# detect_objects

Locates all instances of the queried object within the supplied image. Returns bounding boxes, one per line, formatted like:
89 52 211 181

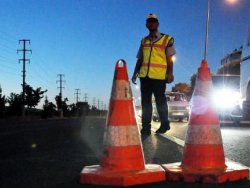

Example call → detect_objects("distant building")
77 102 89 116
221 48 242 66
241 27 250 119
217 47 242 75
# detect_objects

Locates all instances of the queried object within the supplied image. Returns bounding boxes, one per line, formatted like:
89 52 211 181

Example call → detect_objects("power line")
0 30 18 42
0 69 20 77
17 39 32 118
0 62 19 72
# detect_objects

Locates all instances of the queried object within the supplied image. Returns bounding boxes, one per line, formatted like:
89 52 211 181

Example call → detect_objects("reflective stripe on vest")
139 34 172 80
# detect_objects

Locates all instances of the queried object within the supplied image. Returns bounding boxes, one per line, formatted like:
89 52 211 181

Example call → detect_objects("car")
135 105 142 117
152 92 190 122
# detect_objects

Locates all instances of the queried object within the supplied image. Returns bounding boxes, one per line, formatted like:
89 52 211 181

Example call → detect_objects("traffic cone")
162 60 249 183
80 59 165 186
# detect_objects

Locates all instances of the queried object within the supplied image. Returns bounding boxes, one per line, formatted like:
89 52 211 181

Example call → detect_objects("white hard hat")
146 13 158 21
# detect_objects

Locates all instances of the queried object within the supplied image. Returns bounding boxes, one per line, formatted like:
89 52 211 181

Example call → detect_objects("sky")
0 0 249 109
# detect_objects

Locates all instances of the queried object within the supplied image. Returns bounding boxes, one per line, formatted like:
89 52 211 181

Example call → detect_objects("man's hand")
166 74 174 83
131 74 137 84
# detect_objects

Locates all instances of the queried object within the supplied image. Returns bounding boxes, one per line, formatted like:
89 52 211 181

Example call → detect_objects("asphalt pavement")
150 119 250 167
0 117 249 188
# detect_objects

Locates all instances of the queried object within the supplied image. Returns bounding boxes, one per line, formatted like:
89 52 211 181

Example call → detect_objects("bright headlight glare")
212 88 238 109
235 91 242 100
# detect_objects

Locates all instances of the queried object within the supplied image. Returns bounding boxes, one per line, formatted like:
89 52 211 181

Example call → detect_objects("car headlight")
212 88 240 110
138 109 142 115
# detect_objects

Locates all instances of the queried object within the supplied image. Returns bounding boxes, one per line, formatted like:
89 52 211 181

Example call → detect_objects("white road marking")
151 127 184 147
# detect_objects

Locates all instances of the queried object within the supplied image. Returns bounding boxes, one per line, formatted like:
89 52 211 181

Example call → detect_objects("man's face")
146 18 159 31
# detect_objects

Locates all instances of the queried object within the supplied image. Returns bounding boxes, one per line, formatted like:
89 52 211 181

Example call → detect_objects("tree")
62 97 69 116
55 95 62 110
24 84 47 109
7 93 22 116
55 95 69 116
0 86 6 118
172 82 191 100
189 73 197 99
42 96 56 118
172 82 191 94
68 103 78 116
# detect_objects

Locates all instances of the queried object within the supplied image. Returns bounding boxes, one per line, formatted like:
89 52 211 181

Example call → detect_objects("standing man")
132 13 176 135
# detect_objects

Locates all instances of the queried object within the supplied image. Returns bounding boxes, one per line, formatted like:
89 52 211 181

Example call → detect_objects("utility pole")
56 74 65 118
100 101 103 111
100 101 103 116
92 97 96 108
84 93 88 103
97 99 102 116
17 39 32 119
74 89 80 116
97 99 100 110
74 89 81 103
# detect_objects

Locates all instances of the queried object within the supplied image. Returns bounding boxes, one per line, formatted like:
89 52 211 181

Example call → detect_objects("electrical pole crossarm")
56 81 66 83
19 39 31 43
17 49 32 53
18 59 30 64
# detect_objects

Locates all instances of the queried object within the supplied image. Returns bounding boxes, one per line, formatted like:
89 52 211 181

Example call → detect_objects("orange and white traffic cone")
80 59 165 186
162 60 249 183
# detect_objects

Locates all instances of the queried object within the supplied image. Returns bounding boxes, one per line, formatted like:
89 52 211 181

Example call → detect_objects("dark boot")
156 121 170 134
140 124 151 135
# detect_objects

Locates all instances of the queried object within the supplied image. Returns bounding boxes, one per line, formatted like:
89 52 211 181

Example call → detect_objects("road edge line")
151 127 184 147
151 127 250 173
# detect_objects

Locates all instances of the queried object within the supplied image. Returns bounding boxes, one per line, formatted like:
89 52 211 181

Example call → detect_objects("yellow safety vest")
139 34 172 80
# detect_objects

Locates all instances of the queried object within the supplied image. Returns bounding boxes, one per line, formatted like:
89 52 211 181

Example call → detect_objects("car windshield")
167 93 187 102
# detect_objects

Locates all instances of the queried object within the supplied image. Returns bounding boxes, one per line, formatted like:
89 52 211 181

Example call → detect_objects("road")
0 118 184 188
150 120 250 167
0 118 249 188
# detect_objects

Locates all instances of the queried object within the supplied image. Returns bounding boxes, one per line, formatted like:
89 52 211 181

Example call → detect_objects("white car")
152 92 190 122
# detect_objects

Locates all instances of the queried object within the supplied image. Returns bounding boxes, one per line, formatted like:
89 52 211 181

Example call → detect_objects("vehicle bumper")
168 111 189 119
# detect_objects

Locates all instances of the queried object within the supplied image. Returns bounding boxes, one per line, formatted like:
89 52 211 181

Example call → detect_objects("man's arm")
166 56 174 83
131 42 143 84
131 58 143 84
166 37 176 83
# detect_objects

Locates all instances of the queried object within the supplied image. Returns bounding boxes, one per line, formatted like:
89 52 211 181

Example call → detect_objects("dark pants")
140 77 169 130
